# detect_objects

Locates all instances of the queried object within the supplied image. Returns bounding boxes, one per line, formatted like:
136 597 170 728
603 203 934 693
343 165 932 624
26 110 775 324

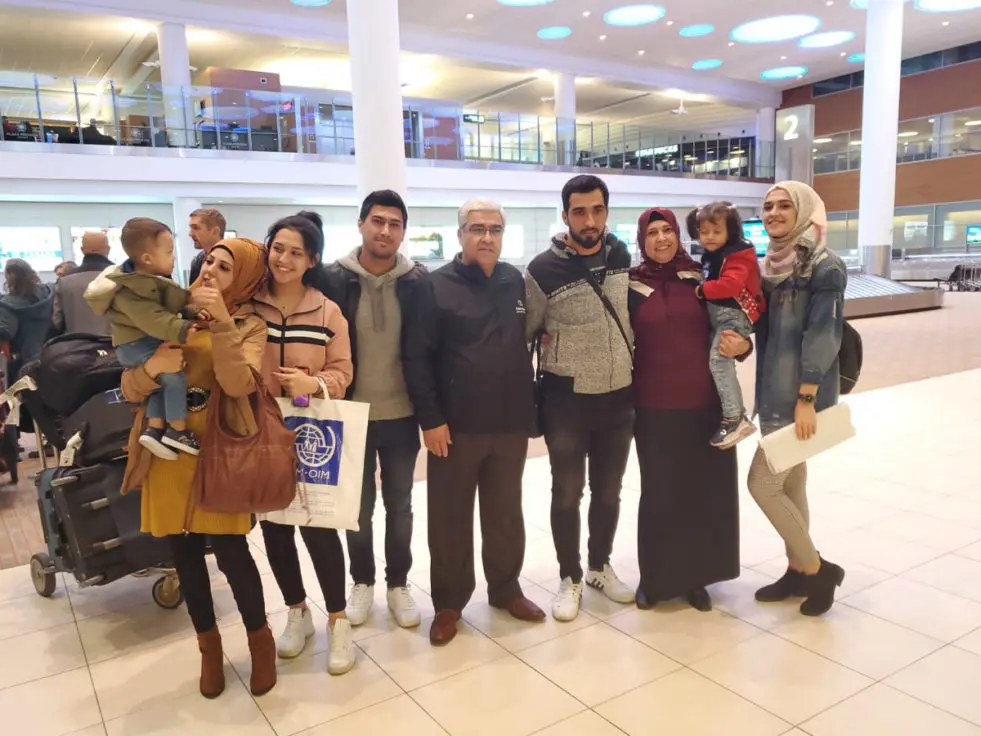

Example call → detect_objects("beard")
568 228 602 250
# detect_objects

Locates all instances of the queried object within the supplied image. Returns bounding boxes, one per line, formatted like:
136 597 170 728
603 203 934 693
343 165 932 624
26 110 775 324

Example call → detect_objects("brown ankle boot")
247 623 277 696
197 628 225 699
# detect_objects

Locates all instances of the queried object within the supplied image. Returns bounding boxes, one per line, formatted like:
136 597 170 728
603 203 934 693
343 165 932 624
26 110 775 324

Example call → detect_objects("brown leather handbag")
192 371 298 515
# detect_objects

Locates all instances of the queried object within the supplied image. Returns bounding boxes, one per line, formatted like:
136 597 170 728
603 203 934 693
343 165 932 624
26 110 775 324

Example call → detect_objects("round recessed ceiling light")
692 58 723 70
731 15 821 43
914 0 981 9
583 10 591 17
599 34 608 39
799 30 856 48
679 23 715 37
497 0 554 5
848 52 866 62
760 65 809 80
537 26 572 39
466 13 474 19
604 4 666 26
290 0 331 6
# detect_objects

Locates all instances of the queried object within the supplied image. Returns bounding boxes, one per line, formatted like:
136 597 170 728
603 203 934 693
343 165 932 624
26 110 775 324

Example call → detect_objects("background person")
119 238 275 699
253 211 357 676
188 208 226 285
628 208 749 612
50 231 113 337
0 259 54 381
750 181 847 617
321 190 428 630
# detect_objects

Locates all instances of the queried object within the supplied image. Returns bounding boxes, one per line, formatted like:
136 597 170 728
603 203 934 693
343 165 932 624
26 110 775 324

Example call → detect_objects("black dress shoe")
635 589 655 610
800 558 846 617
687 587 712 612
755 568 808 602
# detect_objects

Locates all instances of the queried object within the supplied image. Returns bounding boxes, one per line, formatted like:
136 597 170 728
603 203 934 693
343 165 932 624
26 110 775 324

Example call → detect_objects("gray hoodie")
339 249 416 421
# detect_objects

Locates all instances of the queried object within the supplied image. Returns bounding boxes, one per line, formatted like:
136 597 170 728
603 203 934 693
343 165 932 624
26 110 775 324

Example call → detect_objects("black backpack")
24 333 123 418
839 321 862 395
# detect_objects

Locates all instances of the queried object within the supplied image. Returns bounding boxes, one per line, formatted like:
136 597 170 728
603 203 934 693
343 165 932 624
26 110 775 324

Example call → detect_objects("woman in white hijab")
749 181 847 617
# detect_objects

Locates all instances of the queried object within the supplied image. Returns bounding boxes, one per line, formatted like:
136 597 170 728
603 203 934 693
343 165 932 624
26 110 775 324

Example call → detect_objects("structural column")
857 0 905 278
346 0 407 199
756 106 776 178
553 73 576 166
156 22 194 147
172 197 202 285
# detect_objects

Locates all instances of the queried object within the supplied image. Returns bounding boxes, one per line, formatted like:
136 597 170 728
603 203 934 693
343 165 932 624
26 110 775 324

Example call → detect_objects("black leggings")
260 521 347 613
169 533 266 634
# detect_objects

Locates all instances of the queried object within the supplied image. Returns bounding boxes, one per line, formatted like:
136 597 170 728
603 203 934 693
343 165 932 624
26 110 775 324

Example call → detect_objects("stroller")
5 333 184 609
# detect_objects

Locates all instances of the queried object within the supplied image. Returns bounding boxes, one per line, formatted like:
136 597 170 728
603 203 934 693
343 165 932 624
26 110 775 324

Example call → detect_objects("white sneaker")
346 584 374 626
327 618 356 675
585 564 636 604
387 586 422 628
276 606 315 659
551 577 584 622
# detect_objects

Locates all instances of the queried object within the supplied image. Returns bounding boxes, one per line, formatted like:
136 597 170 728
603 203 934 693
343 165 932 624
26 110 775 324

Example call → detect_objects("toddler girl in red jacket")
687 202 766 449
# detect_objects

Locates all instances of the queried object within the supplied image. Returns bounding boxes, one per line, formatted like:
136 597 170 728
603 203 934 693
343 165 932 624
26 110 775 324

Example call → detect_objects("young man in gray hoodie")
321 190 428 629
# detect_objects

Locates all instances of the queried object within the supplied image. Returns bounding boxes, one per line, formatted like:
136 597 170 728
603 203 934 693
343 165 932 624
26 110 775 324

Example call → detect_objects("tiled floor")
3 366 981 735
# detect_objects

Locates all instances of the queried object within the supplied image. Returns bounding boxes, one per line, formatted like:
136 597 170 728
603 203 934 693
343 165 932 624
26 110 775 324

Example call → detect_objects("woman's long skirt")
634 405 741 602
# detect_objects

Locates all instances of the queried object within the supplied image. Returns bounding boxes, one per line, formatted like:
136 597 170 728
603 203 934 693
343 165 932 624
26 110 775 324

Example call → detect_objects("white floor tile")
534 711 626 736
903 554 981 603
595 669 790 736
0 565 67 603
410 657 583 736
0 622 87 690
801 683 981 736
691 632 872 724
298 694 446 736
0 588 75 641
0 667 102 736
887 646 981 726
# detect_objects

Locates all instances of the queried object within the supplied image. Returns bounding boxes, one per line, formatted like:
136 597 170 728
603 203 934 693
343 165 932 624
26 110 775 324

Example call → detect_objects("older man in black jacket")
405 197 544 646
49 231 114 337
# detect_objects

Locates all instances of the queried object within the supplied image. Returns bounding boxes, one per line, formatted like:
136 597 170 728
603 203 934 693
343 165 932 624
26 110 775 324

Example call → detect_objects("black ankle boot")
755 568 808 602
687 587 712 612
800 558 845 617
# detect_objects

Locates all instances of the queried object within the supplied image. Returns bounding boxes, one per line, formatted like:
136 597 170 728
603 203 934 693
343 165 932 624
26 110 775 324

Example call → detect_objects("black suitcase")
23 333 122 418
62 388 134 465
37 463 171 587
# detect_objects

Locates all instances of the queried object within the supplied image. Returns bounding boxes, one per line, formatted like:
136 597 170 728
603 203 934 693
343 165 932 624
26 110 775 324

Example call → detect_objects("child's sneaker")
711 416 757 449
139 427 178 460
162 428 201 456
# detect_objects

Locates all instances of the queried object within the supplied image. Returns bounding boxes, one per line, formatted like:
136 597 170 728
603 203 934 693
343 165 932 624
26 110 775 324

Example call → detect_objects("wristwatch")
797 393 816 404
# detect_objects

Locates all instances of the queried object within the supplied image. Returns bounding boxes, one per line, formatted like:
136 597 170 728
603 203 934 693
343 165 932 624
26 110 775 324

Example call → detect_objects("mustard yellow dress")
140 329 252 537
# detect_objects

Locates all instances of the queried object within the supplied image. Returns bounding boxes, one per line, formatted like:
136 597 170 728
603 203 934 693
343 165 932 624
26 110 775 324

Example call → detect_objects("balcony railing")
0 73 776 180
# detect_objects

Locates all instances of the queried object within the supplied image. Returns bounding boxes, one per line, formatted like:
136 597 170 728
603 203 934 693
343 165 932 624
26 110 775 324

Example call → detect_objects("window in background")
0 226 63 273
966 224 981 247
321 226 360 263
405 226 457 261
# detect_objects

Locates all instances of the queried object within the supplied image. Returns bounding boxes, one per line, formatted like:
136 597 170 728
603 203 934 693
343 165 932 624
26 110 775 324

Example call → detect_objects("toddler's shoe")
162 428 201 456
139 427 179 460
710 415 757 449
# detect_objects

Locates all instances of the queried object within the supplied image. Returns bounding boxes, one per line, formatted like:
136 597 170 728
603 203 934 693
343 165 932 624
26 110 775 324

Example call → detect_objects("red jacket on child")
699 241 766 324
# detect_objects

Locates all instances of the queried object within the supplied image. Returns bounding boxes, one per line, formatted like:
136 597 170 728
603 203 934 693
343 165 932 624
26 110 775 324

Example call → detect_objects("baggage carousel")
844 270 944 319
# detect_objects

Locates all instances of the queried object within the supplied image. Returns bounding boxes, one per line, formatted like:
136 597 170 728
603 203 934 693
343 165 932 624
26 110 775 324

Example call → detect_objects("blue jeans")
116 335 187 423
707 303 753 420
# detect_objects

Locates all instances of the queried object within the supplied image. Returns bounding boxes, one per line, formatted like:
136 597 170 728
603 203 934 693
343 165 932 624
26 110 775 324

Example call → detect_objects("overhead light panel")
915 0 981 10
679 24 714 37
731 15 821 43
497 0 554 5
604 4 666 26
799 30 856 48
692 59 722 70
760 65 809 80
290 0 331 6
850 140 862 145
848 53 866 62
814 137 833 143
966 120 981 126
537 26 572 39
898 131 918 137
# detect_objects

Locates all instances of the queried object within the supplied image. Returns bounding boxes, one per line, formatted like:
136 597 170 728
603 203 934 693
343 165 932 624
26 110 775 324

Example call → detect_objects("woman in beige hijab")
749 181 848 617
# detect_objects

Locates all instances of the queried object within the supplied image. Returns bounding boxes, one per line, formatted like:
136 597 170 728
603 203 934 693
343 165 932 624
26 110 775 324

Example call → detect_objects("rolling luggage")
22 333 122 418
62 387 134 465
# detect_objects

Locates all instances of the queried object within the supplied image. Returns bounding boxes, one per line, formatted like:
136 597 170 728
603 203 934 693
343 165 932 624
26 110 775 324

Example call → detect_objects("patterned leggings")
747 447 821 571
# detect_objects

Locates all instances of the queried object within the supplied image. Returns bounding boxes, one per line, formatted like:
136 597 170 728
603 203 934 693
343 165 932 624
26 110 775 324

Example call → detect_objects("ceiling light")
943 20 951 24
541 96 554 102
497 0 554 5
583 10 591 17
915 0 981 10
692 59 723 70
603 5 666 27
728 41 735 46
841 51 847 56
465 12 474 19
827 0 834 4
966 120 981 126
638 49 646 55
898 131 918 137
534 68 553 77
537 26 572 39
814 137 833 143
929 117 936 122
760 65 809 80
732 149 745 154
599 34 607 39
781 56 788 60
850 140 862 145
290 0 331 5
680 24 714 37
666 20 674 25
851 0 911 7
848 52 866 62
799 30 856 48
731 15 821 43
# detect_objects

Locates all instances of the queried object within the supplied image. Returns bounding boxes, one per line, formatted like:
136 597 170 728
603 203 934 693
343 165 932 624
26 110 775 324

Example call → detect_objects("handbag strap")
580 262 634 358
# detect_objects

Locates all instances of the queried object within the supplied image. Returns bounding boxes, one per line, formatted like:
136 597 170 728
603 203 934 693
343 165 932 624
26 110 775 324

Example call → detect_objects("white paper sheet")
759 403 856 474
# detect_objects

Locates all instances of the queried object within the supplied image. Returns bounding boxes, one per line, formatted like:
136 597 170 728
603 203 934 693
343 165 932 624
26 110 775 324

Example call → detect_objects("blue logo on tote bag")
284 416 344 486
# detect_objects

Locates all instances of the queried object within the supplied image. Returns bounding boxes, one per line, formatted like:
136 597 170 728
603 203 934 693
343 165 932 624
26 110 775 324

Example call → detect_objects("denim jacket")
754 250 847 435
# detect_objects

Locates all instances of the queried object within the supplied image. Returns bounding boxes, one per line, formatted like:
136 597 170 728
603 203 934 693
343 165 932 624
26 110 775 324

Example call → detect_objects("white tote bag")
257 397 370 531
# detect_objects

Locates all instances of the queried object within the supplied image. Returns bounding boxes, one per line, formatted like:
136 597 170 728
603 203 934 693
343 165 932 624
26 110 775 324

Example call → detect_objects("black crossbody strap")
581 266 633 358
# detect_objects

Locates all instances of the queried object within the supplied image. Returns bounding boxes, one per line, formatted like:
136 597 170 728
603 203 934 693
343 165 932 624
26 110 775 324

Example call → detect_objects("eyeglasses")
465 225 505 238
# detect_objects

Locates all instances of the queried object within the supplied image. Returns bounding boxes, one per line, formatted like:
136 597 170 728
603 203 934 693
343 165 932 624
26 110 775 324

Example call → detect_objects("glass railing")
813 107 981 175
0 73 775 180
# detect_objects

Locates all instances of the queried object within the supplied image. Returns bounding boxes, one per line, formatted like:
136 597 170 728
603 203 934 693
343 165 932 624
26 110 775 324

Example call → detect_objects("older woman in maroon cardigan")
628 208 751 611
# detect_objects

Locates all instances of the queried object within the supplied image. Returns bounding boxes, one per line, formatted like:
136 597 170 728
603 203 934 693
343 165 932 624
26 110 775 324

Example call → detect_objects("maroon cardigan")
630 275 720 411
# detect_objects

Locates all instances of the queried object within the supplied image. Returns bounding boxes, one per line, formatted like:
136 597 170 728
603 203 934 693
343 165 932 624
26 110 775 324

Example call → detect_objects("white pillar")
346 0 407 199
857 0 904 278
553 73 576 166
156 22 193 147
756 106 776 178
172 197 202 285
